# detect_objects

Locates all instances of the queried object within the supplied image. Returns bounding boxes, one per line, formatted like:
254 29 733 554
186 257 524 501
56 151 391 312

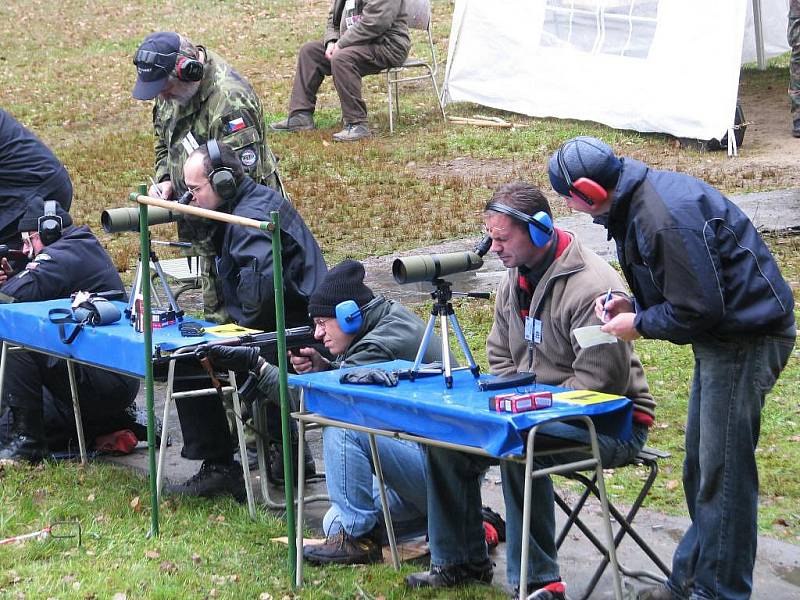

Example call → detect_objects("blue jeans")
667 334 795 600
426 422 647 588
322 426 428 539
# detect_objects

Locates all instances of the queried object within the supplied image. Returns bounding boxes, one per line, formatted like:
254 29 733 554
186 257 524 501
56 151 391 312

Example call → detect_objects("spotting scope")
101 206 181 233
392 250 484 284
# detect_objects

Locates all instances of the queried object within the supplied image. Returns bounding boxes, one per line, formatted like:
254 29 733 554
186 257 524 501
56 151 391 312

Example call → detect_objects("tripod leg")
411 313 438 374
448 314 480 378
127 260 143 318
151 259 184 317
439 312 453 388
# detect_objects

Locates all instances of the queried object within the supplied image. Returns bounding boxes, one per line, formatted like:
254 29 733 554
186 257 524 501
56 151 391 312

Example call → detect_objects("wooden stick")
130 193 274 231
448 116 513 128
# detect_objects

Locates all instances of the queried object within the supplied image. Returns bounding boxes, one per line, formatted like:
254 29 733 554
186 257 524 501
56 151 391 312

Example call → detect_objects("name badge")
526 317 542 344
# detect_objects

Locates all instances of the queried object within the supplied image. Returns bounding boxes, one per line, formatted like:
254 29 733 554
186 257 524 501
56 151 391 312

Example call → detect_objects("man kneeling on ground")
207 260 442 564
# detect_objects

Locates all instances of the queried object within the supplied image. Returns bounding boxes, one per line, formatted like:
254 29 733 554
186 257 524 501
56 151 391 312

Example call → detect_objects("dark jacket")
0 225 124 303
215 177 326 332
0 109 72 239
325 0 410 67
605 158 795 344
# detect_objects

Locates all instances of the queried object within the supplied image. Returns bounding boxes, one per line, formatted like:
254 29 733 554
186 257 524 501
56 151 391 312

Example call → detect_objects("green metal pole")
134 185 159 537
271 210 296 586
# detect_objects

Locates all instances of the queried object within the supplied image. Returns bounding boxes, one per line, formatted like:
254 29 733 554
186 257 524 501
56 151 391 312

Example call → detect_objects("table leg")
66 360 87 465
295 389 307 589
368 432 399 570
0 342 8 415
518 424 539 600
583 416 623 600
230 370 256 519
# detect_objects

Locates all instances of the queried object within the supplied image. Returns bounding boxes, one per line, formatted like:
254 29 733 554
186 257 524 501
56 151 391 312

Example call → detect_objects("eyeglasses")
312 317 333 332
185 179 209 196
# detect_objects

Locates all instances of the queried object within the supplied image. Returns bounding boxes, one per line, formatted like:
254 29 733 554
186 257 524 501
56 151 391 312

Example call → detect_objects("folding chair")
153 256 200 302
554 446 672 600
383 0 446 132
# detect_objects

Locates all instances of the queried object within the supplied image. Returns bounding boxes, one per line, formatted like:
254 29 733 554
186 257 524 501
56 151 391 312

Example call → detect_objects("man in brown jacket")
407 182 654 600
270 0 410 142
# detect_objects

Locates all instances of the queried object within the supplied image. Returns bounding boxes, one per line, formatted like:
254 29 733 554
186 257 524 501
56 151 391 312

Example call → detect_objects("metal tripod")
410 278 487 388
126 244 185 322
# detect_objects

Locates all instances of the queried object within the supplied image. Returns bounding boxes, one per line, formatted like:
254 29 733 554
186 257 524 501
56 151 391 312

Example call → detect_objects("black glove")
204 345 263 373
339 367 398 387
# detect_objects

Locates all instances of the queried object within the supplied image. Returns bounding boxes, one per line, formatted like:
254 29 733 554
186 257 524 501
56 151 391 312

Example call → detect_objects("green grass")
1 0 799 596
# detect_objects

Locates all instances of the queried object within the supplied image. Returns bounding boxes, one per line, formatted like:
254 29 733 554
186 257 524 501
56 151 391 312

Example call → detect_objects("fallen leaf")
665 479 680 491
773 518 789 527
160 560 178 573
145 550 160 559
259 594 273 600
62 574 77 584
86 494 96 502
191 553 202 564
112 594 127 600
130 496 141 512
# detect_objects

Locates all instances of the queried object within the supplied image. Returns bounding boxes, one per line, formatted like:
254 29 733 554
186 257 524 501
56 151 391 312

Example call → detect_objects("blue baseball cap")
132 32 180 100
548 136 621 197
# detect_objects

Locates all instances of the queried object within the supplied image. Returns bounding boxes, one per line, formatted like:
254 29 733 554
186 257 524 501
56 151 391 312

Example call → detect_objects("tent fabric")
443 0 791 140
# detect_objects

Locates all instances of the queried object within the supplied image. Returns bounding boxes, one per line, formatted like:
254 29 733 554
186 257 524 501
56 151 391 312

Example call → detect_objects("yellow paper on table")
554 390 625 405
203 324 263 337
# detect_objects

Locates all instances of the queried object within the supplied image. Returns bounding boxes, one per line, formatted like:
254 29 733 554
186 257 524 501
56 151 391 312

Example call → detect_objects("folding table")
290 360 633 600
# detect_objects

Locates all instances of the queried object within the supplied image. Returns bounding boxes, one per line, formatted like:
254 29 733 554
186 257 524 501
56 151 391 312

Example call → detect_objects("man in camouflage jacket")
132 31 282 322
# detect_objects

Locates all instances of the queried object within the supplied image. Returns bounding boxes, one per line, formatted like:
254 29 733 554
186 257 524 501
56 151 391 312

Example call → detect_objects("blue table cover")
289 360 633 458
0 299 218 378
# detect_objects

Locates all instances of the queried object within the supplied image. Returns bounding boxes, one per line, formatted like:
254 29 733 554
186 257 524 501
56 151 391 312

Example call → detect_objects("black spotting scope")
101 206 181 233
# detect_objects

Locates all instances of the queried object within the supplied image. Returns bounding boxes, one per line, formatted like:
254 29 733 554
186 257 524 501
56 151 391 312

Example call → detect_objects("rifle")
153 325 319 368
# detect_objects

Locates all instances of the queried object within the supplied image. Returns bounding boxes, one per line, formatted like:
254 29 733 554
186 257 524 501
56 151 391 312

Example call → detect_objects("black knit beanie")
17 196 73 233
307 260 374 318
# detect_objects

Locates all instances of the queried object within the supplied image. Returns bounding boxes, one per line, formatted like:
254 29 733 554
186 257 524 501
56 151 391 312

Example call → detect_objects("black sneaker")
302 528 382 565
405 558 493 588
0 433 48 464
518 581 567 600
165 461 246 503
637 583 675 600
267 441 317 485
793 119 800 138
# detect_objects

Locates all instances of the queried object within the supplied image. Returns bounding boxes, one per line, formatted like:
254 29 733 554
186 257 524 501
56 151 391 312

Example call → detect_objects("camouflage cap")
132 32 180 100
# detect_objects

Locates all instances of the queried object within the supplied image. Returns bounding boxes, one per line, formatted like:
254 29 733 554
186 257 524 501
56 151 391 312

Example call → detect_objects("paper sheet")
573 325 618 349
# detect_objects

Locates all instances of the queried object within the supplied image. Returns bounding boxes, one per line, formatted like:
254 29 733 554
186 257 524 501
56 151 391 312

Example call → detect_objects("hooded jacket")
486 230 654 424
606 158 795 344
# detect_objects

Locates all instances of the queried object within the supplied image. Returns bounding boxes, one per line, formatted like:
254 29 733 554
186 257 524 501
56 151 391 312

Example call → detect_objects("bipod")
409 278 489 388
126 242 185 323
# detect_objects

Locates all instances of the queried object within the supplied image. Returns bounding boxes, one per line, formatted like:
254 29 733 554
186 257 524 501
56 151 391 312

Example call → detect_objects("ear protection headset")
556 142 609 207
38 200 63 245
334 296 383 335
206 139 238 201
134 48 204 82
485 202 553 248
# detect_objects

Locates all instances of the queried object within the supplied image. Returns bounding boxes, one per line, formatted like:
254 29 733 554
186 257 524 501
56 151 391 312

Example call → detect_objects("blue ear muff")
528 211 553 248
335 300 363 334
486 202 554 248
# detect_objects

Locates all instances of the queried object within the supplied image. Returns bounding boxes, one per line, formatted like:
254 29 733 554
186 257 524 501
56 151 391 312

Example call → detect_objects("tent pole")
752 0 766 70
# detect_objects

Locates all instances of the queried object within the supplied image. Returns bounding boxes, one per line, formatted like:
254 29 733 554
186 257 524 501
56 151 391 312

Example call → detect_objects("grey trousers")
288 40 393 124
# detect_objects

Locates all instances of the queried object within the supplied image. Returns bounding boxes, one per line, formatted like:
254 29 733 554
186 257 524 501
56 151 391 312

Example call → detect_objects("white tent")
442 0 791 141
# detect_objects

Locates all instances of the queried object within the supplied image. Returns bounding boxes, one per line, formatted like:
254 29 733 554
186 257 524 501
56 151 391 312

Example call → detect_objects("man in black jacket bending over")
165 140 326 500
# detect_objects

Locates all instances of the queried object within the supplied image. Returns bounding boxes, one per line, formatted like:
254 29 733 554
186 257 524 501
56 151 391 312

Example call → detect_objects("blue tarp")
0 299 216 378
289 360 632 458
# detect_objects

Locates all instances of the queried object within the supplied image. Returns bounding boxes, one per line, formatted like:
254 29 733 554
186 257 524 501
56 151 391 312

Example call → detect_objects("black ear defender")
335 296 383 334
556 142 609 208
38 200 63 245
206 139 238 201
133 48 204 82
485 202 553 248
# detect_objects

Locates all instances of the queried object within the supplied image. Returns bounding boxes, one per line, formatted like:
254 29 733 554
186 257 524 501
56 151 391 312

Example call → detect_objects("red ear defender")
571 177 608 207
174 55 204 82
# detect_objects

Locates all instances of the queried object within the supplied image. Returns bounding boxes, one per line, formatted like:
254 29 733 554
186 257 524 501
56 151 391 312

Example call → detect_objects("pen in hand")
601 287 613 322
149 176 165 199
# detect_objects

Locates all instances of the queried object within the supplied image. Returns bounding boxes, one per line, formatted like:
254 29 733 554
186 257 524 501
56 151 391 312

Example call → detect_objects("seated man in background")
164 141 326 501
0 108 73 271
0 199 140 463
270 0 410 142
208 259 442 564
406 182 654 599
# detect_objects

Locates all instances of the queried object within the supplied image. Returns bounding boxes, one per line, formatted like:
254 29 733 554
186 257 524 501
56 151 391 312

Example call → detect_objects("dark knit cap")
307 260 375 318
17 196 72 233
548 136 622 197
